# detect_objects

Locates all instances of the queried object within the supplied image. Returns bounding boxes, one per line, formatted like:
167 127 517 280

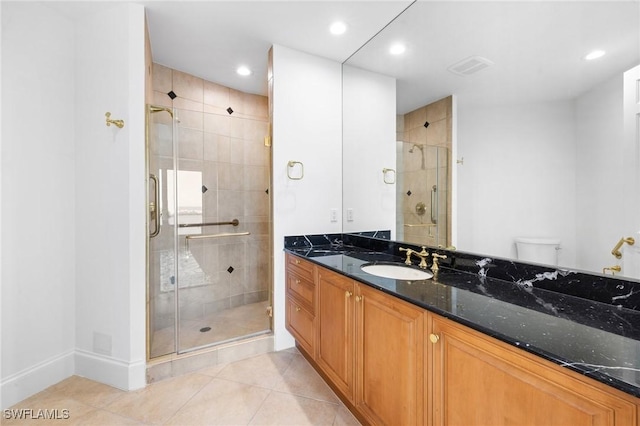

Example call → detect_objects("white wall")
342 65 396 236
1 2 146 409
1 2 76 408
457 100 577 266
575 75 623 273
73 3 146 391
271 45 343 350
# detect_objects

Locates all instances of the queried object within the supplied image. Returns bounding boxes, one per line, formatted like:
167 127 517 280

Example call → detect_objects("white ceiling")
143 1 414 96
45 1 640 113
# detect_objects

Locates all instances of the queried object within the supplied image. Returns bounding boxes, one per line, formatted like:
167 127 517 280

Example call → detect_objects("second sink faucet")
399 246 429 269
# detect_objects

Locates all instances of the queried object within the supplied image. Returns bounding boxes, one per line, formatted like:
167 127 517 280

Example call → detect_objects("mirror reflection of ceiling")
141 1 414 96
345 1 640 114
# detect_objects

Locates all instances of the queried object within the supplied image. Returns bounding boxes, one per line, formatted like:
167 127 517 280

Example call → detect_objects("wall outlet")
347 208 354 222
330 208 338 222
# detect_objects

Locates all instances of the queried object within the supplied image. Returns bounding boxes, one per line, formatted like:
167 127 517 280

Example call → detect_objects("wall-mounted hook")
105 112 125 129
456 157 464 165
287 161 304 180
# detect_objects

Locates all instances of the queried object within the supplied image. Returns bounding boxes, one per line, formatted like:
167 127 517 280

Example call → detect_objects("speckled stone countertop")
284 233 640 398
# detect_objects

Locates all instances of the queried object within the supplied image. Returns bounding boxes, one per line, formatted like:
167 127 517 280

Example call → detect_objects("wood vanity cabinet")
285 255 640 426
356 284 424 426
316 267 356 401
428 315 638 426
285 253 316 355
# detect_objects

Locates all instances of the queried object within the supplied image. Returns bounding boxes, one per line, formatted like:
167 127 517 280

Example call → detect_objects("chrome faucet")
399 246 429 269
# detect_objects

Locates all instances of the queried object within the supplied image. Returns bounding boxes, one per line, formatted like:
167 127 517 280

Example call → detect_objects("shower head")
409 144 424 153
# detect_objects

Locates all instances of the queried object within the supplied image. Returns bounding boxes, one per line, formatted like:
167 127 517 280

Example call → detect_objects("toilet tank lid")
515 237 561 245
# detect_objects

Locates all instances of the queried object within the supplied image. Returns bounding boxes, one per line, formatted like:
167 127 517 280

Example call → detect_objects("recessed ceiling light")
584 50 606 61
390 43 406 55
236 66 252 76
330 21 347 35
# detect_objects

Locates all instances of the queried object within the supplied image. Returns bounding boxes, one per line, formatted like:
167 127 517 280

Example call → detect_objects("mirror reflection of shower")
396 96 452 248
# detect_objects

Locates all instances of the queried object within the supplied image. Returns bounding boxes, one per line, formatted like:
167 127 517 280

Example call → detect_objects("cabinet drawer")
286 296 315 355
287 272 315 312
286 253 314 282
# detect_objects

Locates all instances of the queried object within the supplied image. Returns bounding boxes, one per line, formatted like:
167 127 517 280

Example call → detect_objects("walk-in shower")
146 99 272 359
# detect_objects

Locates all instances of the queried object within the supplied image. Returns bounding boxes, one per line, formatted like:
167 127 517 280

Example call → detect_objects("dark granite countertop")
284 234 640 399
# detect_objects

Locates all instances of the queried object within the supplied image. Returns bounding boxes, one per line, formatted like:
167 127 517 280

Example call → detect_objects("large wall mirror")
342 1 640 278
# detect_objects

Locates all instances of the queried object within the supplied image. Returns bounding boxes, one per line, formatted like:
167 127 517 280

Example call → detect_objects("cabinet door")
429 315 638 426
285 296 314 355
316 268 355 401
356 284 424 426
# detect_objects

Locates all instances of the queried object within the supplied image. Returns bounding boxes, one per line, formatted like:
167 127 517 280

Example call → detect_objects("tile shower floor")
5 348 361 425
151 301 272 357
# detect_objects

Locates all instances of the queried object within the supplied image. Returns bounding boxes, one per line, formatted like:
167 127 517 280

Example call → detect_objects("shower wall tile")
176 109 204 131
245 165 269 191
153 90 173 109
405 106 426 130
427 119 447 146
218 191 244 220
203 80 230 107
425 96 450 123
204 113 230 137
203 133 229 162
218 163 245 191
245 120 268 143
173 97 204 113
244 140 268 166
152 63 172 93
229 137 245 164
177 128 204 160
173 69 204 103
229 116 244 139
245 191 269 217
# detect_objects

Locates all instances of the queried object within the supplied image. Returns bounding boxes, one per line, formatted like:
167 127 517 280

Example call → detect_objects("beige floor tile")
164 378 270 426
46 376 125 409
273 354 340 404
75 408 144 425
5 392 95 425
333 405 361 426
217 351 295 389
197 361 228 377
249 391 338 426
105 373 212 424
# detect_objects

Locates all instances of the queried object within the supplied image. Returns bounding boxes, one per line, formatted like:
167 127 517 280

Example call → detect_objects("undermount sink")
360 263 433 281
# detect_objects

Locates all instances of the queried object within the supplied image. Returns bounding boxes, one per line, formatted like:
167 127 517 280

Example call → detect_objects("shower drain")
199 327 211 333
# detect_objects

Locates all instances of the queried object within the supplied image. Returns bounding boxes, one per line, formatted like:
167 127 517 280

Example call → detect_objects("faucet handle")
418 246 429 256
431 253 448 272
399 247 414 265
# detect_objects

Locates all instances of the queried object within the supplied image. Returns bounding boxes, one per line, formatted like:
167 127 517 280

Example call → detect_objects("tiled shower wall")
396 96 452 248
149 63 270 336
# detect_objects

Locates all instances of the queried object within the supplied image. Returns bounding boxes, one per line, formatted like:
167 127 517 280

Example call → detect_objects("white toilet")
515 237 561 266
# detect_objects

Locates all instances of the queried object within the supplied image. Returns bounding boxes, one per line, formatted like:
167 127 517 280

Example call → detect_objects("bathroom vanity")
284 234 640 426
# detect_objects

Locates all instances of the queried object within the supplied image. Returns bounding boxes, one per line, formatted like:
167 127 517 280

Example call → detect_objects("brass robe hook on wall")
105 112 125 129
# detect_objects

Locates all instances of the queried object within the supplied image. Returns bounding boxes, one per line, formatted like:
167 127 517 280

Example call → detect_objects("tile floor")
5 348 361 425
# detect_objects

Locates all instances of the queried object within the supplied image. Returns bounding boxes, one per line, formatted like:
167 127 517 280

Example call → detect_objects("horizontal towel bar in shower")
186 232 250 240
404 223 437 227
179 219 239 228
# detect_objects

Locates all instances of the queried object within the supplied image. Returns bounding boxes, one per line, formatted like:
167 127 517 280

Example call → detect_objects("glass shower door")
147 103 272 359
147 105 177 359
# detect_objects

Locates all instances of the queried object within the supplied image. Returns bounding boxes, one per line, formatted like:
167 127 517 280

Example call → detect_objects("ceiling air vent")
447 56 494 76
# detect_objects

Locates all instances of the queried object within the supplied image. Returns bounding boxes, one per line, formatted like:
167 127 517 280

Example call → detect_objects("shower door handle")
149 173 161 238
430 185 437 225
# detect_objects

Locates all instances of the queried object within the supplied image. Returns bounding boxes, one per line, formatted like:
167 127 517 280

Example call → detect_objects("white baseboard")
74 349 145 391
0 350 75 410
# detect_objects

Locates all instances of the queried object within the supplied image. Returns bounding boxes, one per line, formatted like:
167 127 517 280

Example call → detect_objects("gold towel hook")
105 112 125 129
